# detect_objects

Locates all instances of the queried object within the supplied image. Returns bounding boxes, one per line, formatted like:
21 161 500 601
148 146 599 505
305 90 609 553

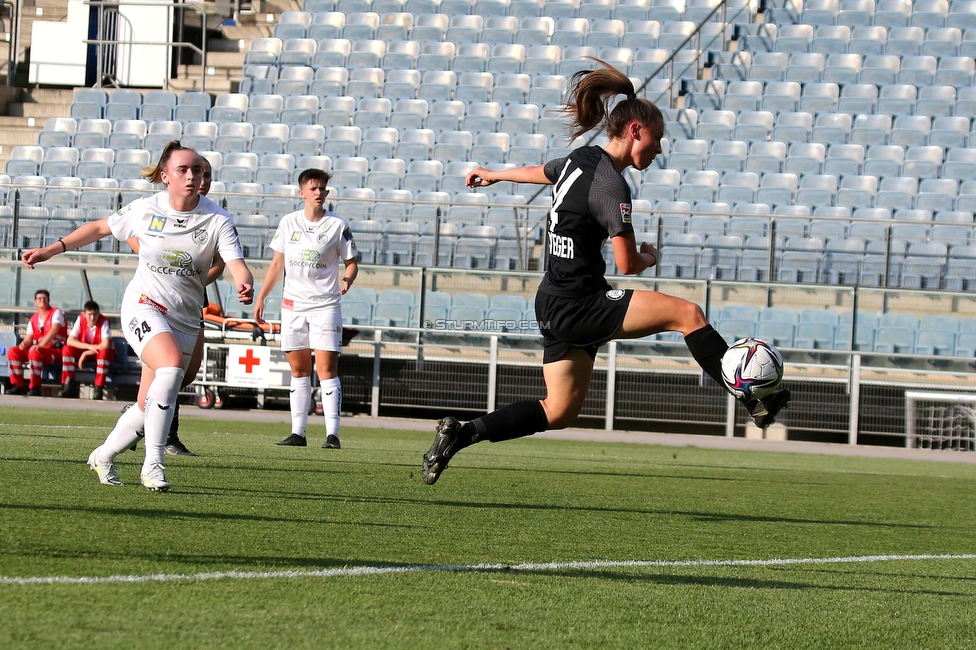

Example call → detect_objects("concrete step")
224 21 276 40
0 127 46 162
204 50 246 67
8 102 72 119
179 64 244 80
0 115 36 127
26 88 75 104
169 76 236 93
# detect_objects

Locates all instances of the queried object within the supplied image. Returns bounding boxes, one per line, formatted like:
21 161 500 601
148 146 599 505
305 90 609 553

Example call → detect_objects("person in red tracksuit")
6 288 67 396
59 300 115 401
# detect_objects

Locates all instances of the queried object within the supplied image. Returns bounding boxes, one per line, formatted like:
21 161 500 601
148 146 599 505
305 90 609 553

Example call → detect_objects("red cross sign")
226 345 271 388
239 348 262 373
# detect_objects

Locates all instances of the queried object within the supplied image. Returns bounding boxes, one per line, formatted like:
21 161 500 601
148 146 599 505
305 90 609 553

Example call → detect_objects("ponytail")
561 58 663 140
141 141 194 183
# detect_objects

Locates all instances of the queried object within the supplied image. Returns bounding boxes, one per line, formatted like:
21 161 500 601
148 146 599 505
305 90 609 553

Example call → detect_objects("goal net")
904 391 976 452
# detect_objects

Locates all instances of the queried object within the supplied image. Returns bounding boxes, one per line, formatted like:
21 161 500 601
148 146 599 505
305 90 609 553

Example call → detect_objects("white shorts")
280 307 342 352
121 303 199 367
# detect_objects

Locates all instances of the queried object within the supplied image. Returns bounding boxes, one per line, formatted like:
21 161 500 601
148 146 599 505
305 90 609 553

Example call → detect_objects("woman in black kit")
422 60 790 485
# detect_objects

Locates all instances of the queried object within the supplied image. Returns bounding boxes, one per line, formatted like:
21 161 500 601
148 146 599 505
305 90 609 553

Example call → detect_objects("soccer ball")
721 338 784 400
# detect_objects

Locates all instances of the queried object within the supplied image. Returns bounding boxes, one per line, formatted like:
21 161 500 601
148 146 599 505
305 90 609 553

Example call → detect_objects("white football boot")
140 462 170 492
88 450 123 486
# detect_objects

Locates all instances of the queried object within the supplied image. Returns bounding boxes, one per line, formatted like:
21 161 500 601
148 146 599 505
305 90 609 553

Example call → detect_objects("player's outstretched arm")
611 233 658 275
465 164 550 188
226 257 254 306
22 219 112 268
254 251 285 324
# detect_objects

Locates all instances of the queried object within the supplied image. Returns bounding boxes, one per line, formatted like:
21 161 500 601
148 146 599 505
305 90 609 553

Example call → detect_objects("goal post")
904 391 976 452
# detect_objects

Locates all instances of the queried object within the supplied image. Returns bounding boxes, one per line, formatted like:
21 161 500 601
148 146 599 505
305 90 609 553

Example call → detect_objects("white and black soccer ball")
721 338 784 400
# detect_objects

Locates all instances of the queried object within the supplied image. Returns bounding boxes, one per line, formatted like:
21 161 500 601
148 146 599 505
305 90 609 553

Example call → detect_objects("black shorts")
535 288 634 364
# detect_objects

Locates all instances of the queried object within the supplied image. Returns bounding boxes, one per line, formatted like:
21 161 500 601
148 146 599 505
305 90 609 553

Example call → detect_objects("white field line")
0 424 102 430
2 554 974 587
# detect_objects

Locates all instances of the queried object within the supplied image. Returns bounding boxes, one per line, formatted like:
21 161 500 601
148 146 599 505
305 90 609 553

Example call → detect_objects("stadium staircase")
0 0 302 167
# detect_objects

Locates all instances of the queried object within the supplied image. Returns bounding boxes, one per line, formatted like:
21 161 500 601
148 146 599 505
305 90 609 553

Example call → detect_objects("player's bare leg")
618 290 790 429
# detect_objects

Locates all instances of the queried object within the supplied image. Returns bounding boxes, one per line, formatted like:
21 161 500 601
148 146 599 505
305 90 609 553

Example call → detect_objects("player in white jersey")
124 155 219 457
255 168 358 449
22 142 255 491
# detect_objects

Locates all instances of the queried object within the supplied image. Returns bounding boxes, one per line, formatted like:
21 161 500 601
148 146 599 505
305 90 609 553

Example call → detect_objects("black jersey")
537 146 635 298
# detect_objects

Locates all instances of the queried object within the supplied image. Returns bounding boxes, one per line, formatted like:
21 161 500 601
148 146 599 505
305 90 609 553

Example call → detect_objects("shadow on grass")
794 567 976 584
172 485 933 530
0 502 413 529
0 548 407 571
0 455 769 484
520 568 971 597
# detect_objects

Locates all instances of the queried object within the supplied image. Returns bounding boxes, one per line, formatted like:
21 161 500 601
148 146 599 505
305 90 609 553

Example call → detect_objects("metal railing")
2 0 20 86
84 0 208 91
0 184 969 290
3 254 976 447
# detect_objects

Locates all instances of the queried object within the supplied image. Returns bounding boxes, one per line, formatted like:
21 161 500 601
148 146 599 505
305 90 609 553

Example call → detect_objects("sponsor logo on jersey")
281 298 294 310
148 215 166 233
147 250 200 277
288 249 324 268
116 205 130 216
606 289 625 301
191 229 208 244
173 217 189 229
160 250 193 268
138 294 169 314
290 231 302 242
620 203 632 224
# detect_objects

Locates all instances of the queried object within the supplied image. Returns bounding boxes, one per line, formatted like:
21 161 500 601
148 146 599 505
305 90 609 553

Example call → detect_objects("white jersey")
269 210 357 312
109 192 244 331
69 315 112 343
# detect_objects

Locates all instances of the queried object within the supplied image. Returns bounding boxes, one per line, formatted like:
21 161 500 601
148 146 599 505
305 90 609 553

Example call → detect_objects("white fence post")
370 329 382 418
487 335 498 412
726 391 736 437
848 353 861 445
605 341 616 430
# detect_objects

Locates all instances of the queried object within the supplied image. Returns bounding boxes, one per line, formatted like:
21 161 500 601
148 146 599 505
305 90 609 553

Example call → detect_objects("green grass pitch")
1 405 975 649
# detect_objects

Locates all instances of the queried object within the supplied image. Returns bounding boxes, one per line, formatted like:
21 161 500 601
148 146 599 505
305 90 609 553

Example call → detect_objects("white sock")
321 376 341 439
289 375 311 437
143 367 184 469
97 404 146 464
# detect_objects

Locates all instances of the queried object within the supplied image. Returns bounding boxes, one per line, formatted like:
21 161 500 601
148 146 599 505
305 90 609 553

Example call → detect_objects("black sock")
684 324 729 387
167 401 181 442
459 400 549 444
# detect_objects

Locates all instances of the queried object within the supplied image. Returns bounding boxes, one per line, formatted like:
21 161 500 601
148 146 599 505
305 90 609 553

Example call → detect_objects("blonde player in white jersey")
22 142 255 491
254 168 358 449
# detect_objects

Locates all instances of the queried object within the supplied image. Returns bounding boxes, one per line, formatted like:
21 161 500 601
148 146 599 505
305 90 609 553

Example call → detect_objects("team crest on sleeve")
148 215 166 232
606 289 625 301
620 203 632 224
192 229 208 244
